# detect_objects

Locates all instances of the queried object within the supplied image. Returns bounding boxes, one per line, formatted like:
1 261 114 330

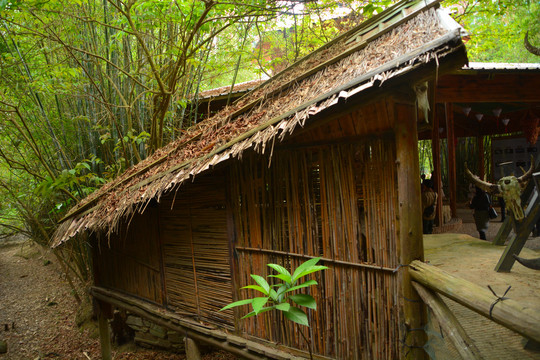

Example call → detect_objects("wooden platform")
422 233 540 359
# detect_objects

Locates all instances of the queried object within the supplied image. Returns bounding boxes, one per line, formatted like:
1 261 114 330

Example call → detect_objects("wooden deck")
423 233 540 359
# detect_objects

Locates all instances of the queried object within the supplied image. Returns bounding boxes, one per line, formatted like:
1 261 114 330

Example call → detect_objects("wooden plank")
492 216 513 246
412 282 485 360
409 260 540 342
393 99 427 359
436 73 540 103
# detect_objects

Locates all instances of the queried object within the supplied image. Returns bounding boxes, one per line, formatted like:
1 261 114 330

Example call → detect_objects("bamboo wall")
93 207 163 304
159 174 234 329
229 138 401 359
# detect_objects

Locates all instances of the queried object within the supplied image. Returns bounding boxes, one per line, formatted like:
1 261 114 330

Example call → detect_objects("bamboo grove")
0 0 374 301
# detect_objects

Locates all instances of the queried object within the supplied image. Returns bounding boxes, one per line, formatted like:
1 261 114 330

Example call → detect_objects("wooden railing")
90 286 315 360
409 260 540 359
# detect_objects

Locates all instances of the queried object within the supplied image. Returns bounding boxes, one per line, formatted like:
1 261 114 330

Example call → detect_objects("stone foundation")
124 314 185 352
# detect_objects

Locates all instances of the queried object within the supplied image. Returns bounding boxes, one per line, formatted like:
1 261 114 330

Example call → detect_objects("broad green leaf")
250 274 270 295
292 257 323 282
268 263 291 280
275 302 291 312
219 298 253 311
269 274 292 283
276 284 288 299
289 294 317 310
293 265 329 282
269 288 278 302
252 297 269 314
241 285 268 295
286 279 318 293
284 307 309 326
242 306 273 319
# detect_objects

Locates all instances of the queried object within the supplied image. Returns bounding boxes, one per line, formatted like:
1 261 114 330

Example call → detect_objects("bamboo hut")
52 0 469 359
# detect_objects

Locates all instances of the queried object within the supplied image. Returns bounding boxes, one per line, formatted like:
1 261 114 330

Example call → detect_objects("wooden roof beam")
436 73 540 103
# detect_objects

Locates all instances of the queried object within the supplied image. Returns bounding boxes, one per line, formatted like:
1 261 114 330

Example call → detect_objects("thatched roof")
52 0 466 247
197 79 267 100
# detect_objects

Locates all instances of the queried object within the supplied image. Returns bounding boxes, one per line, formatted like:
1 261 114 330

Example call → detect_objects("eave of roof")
196 79 268 100
52 0 466 247
465 62 540 71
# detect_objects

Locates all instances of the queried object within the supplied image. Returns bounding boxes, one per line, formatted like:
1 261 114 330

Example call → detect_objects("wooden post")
493 173 537 246
445 103 457 218
96 300 112 360
394 99 427 359
185 337 202 360
495 189 540 272
412 282 484 360
478 136 485 180
409 260 540 343
431 105 443 227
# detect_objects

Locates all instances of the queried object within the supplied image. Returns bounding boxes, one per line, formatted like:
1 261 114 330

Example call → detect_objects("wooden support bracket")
495 172 540 272
412 282 484 360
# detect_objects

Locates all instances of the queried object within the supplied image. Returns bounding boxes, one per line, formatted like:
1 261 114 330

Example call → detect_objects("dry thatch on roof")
52 2 464 246
197 79 266 99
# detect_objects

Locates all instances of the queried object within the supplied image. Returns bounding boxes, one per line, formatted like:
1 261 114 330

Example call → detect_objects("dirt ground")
0 237 233 360
0 204 538 359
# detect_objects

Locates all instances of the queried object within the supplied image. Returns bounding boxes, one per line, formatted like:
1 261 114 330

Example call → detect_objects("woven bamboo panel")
230 139 400 359
94 208 163 304
160 173 234 329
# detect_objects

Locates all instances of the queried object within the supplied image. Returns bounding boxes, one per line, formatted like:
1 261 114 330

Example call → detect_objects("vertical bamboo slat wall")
94 208 163 304
159 174 234 329
230 139 400 359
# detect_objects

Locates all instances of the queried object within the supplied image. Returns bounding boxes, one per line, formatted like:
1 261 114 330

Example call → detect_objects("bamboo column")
394 99 427 359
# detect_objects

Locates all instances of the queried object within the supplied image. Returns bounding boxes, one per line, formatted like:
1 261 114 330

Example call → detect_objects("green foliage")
35 158 106 213
444 0 540 62
220 257 328 327
254 1 394 74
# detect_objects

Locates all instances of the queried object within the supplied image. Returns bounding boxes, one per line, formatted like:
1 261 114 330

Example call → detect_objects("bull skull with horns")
465 160 534 221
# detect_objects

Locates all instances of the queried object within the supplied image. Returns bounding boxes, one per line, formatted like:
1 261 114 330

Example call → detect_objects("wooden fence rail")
90 286 307 360
409 260 540 343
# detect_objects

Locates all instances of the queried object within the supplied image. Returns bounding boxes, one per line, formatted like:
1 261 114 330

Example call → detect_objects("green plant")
220 257 328 359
